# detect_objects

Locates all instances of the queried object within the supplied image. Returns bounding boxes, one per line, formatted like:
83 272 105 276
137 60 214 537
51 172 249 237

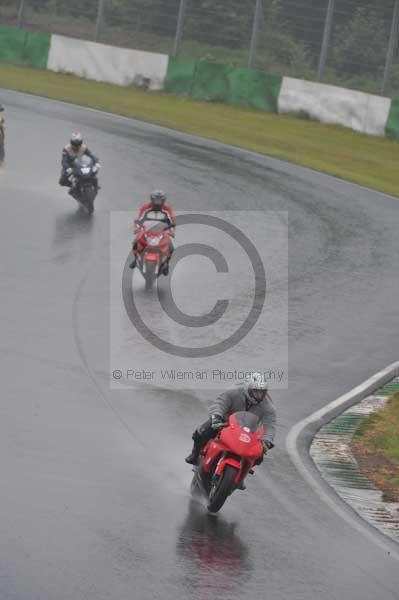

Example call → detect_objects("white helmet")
245 372 268 404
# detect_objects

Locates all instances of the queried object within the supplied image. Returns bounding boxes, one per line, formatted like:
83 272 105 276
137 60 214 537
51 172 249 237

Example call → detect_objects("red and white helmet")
70 131 83 148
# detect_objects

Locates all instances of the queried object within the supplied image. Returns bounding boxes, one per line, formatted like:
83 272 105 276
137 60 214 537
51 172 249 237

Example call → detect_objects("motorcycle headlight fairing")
148 237 162 246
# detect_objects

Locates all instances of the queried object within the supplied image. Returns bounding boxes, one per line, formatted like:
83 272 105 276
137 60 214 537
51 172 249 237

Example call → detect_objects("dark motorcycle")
69 155 100 214
190 412 265 513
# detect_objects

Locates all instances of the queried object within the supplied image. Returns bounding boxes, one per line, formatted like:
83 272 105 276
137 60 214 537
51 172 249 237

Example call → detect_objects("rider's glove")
66 167 73 175
211 414 225 429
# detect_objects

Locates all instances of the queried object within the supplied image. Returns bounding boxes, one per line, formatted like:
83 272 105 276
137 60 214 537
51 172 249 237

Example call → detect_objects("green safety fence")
0 26 50 69
385 98 399 141
164 56 197 96
165 56 282 113
226 68 282 112
191 60 230 102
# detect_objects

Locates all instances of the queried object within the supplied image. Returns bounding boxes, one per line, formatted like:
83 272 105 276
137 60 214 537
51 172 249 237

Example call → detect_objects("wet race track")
1 89 399 600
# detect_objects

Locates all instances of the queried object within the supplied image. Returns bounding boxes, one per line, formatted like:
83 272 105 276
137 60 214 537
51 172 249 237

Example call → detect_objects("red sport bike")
190 412 265 513
135 221 173 290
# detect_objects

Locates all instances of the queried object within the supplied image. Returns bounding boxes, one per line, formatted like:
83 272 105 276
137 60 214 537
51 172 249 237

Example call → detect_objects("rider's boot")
68 181 76 197
185 431 202 465
185 443 200 465
163 247 174 276
129 256 137 269
129 244 138 269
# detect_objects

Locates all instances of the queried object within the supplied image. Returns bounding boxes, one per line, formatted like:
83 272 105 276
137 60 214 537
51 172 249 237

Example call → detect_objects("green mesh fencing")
386 98 399 141
0 26 50 68
165 56 282 113
23 30 51 69
191 60 230 102
164 56 197 96
226 68 282 112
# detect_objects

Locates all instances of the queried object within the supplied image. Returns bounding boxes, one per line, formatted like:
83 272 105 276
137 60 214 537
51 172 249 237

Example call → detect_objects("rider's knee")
192 429 202 443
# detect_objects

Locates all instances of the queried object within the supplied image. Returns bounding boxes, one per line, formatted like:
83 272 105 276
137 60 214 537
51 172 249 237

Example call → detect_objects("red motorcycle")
190 412 265 513
135 221 173 290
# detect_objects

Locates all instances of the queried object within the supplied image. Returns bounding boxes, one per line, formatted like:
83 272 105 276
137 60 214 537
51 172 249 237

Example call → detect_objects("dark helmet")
150 190 167 210
70 131 83 148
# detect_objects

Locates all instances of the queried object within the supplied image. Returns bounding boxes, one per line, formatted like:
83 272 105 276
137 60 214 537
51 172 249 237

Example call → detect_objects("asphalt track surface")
1 88 399 600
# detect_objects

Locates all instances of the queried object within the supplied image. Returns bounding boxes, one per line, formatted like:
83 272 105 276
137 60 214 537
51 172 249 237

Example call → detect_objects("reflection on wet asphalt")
176 500 251 599
52 209 95 264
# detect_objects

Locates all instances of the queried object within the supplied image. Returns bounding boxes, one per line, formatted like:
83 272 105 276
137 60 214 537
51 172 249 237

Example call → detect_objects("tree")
184 0 255 48
331 7 389 77
105 0 180 36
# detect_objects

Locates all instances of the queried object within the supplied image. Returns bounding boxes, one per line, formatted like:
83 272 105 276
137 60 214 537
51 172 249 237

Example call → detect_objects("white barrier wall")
47 35 169 91
278 77 391 137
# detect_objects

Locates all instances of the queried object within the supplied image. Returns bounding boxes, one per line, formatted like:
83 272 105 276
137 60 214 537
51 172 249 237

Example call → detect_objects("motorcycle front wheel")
207 465 238 513
144 261 157 291
82 185 96 214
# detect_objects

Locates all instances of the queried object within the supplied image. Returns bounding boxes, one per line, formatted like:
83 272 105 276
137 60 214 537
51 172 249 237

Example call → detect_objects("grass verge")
352 392 399 502
1 62 399 196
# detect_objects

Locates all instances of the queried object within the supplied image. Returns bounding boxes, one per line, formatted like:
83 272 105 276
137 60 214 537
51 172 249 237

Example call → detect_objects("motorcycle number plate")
239 433 251 443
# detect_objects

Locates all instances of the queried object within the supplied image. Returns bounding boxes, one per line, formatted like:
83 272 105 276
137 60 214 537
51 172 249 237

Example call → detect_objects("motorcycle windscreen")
74 155 93 169
143 221 169 234
233 411 262 433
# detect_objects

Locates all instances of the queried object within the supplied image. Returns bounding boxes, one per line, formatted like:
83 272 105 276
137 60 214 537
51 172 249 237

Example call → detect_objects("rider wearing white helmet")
185 372 276 466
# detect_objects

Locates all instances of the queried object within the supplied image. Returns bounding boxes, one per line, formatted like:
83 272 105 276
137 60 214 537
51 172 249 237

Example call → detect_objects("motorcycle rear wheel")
207 465 238 513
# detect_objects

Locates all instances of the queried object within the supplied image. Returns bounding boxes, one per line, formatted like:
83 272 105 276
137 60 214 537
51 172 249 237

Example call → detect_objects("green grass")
1 62 399 196
355 393 399 462
353 392 399 501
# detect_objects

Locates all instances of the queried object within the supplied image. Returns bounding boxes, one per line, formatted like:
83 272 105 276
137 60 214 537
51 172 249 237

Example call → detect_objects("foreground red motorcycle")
190 412 265 513
135 221 173 290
